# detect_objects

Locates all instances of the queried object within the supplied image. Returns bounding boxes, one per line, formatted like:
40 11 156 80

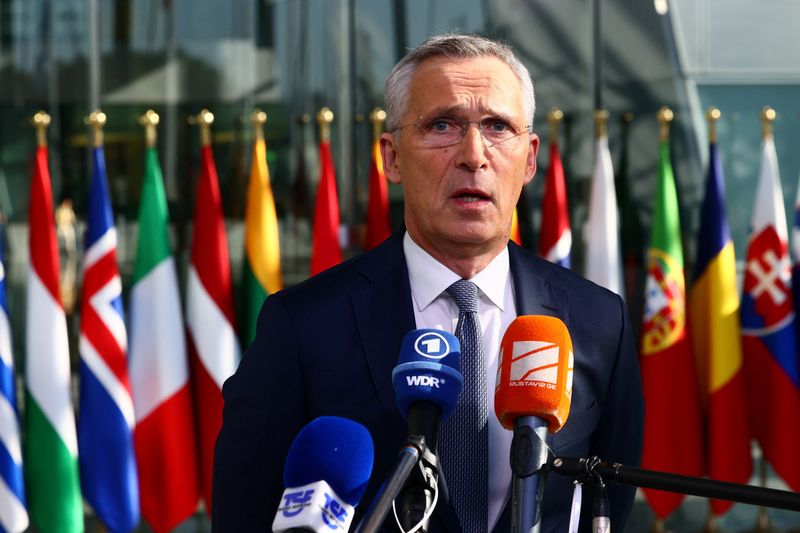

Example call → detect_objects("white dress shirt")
403 232 516 531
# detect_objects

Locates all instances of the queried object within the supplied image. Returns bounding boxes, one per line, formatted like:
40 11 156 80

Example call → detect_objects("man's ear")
523 133 540 186
380 132 402 185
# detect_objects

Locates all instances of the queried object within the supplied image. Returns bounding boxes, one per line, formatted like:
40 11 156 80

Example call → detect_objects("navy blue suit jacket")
212 233 643 532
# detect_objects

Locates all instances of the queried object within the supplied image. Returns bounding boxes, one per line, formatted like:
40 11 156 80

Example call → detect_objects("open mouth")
453 190 491 203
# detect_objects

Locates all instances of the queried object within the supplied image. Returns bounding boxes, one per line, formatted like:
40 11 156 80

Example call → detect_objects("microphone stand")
550 456 800 512
355 435 438 533
510 416 549 533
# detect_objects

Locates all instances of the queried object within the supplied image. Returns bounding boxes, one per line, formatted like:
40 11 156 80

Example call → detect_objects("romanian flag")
310 137 342 275
538 139 571 267
690 140 751 515
130 143 200 533
242 122 282 347
641 138 704 518
77 144 139 532
25 138 83 532
742 134 800 491
364 136 391 250
187 139 241 514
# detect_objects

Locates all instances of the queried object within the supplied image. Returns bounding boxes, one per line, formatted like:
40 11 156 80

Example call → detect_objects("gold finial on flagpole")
594 109 609 139
760 106 776 140
706 107 721 143
138 109 160 148
31 111 51 147
251 109 267 142
547 108 563 142
85 110 107 148
657 106 673 142
189 109 214 146
317 107 334 143
369 107 386 142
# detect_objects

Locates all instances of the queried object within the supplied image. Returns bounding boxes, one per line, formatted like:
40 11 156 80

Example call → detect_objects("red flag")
310 140 342 274
187 143 240 514
538 140 571 267
364 139 391 250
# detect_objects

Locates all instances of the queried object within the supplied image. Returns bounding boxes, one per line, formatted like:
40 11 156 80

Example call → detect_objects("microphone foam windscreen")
392 329 464 419
283 416 374 506
494 315 573 433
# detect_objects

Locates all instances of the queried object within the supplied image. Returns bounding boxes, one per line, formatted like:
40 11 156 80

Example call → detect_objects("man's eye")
427 119 457 132
483 119 510 133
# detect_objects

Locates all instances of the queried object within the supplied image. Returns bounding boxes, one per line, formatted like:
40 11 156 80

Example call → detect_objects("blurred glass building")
0 0 799 531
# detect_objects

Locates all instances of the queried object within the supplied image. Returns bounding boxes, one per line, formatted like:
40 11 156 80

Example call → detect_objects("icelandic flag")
77 146 139 532
0 226 28 532
741 135 800 492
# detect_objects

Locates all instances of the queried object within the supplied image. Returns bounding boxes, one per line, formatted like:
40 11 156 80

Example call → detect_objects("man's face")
381 55 539 262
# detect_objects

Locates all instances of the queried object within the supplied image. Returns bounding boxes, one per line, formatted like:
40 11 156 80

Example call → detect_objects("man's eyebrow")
420 105 519 122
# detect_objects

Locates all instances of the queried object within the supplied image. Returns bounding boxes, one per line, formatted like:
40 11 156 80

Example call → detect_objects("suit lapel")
351 234 416 413
509 242 569 326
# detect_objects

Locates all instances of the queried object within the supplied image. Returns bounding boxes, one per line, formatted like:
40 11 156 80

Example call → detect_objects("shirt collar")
403 232 510 312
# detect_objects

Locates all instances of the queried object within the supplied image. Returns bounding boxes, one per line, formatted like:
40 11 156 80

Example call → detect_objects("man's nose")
456 123 490 170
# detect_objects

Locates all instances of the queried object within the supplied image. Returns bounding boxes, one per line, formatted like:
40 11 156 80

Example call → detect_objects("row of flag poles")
1 101 799 531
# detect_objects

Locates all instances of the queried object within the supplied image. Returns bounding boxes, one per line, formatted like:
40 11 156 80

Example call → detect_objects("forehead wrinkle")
419 103 520 124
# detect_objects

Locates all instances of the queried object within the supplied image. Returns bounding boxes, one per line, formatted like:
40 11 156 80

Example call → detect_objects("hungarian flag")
25 143 83 532
77 146 139 532
364 137 391 250
187 143 240 513
742 135 799 490
538 139 571 267
0 224 28 533
242 131 282 347
690 140 750 515
129 145 200 533
584 134 623 296
640 138 704 518
310 140 342 275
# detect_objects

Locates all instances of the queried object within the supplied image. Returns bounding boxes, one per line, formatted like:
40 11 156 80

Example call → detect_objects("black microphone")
495 316 574 533
392 329 463 531
272 416 374 532
356 329 463 533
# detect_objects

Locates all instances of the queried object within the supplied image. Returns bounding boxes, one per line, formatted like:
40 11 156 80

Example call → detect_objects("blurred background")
1 0 799 531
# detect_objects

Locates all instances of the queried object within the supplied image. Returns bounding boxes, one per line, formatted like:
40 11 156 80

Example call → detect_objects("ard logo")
414 331 450 359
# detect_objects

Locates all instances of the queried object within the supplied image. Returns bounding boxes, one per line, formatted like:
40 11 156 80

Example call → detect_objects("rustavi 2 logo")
414 331 450 359
281 489 314 517
321 493 348 530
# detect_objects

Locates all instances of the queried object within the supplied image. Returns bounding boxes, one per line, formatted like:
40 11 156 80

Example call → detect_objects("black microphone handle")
398 401 442 532
551 457 800 512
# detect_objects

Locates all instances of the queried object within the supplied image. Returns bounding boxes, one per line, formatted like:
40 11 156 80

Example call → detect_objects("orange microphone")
494 315 574 532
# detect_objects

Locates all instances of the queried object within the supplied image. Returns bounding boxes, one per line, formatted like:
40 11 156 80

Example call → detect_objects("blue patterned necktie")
440 279 488 532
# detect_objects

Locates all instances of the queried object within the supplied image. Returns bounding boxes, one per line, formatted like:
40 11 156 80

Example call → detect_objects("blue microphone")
273 416 374 532
392 328 464 452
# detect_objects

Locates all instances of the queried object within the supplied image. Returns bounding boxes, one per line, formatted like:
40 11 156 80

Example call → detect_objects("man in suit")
213 33 643 532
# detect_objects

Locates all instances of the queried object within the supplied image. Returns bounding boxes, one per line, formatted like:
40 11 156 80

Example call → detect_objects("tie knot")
446 279 478 314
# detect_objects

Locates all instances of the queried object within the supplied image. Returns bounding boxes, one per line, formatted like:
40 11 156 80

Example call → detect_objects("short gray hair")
384 33 535 132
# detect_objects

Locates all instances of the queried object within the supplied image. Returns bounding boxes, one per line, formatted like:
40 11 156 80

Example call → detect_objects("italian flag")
25 145 83 532
129 146 200 533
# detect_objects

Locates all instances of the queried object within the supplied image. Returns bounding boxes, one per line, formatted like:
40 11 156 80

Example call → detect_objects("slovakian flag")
242 126 282 348
187 141 241 514
25 141 83 532
364 136 391 250
690 139 751 515
129 144 200 533
77 145 139 532
640 137 704 518
585 133 623 296
538 139 571 267
0 224 28 533
310 138 342 275
742 134 800 491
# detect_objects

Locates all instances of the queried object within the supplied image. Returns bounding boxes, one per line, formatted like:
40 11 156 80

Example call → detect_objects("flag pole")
139 109 160 148
698 101 722 533
547 108 563 143
594 109 608 140
32 110 50 148
745 106 778 533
